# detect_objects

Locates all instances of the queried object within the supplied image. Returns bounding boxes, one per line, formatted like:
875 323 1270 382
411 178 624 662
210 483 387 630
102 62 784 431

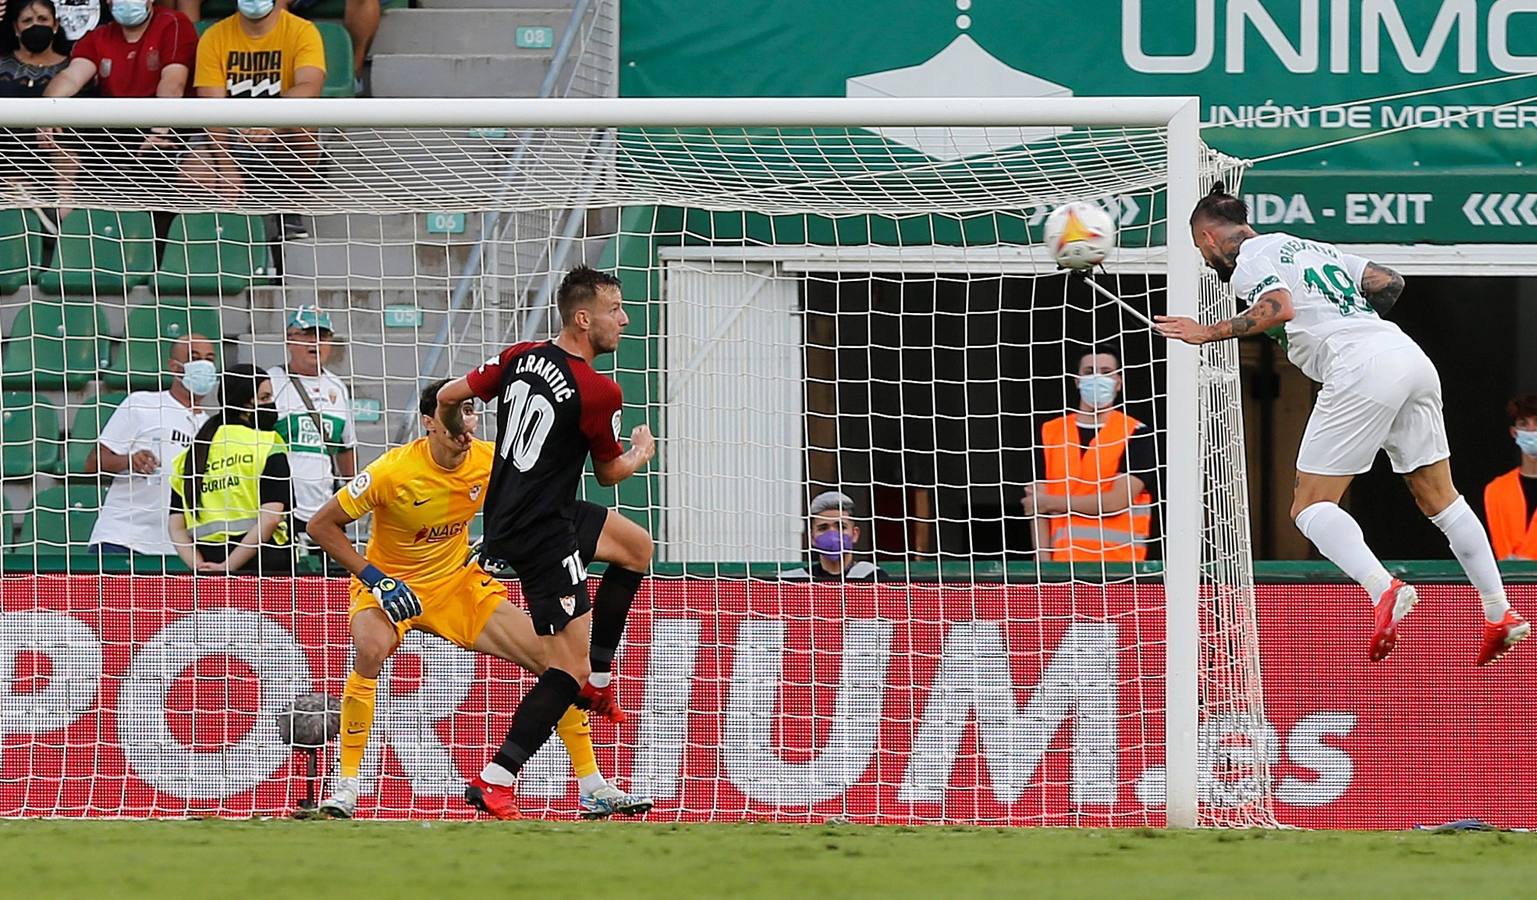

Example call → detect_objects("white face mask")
1516 429 1537 457
179 359 218 396
1077 373 1118 410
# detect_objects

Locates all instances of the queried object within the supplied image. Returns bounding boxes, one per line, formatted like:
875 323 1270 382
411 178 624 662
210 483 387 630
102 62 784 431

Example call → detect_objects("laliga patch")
611 410 622 442
559 594 576 615
346 471 372 499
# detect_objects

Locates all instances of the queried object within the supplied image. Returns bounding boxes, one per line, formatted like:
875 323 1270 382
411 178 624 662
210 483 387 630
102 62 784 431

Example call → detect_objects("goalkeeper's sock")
482 668 580 786
555 705 600 783
1429 496 1510 622
1295 502 1393 601
590 566 644 677
339 671 377 779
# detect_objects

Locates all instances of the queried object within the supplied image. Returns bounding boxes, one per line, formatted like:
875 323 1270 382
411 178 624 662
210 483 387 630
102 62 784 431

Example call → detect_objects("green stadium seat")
155 213 272 296
0 208 43 294
102 300 224 392
62 392 128 476
1 391 62 477
316 22 356 98
37 209 156 295
14 484 104 553
1 299 113 390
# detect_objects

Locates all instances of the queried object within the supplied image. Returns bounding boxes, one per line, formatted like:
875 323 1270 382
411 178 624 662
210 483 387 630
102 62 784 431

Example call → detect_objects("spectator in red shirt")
39 0 196 212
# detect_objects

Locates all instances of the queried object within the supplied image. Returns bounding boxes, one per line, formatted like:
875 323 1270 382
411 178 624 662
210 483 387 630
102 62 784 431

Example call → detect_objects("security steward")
1484 394 1537 561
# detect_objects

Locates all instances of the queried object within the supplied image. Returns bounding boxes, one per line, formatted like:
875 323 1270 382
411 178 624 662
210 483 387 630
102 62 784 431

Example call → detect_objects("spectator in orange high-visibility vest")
1483 394 1537 561
1022 348 1158 562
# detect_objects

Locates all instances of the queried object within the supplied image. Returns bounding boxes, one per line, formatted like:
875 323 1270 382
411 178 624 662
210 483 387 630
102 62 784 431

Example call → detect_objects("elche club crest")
470 484 482 501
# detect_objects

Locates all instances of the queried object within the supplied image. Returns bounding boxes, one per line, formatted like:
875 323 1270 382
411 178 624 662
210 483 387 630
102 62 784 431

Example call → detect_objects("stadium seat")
102 300 224 392
62 393 128 476
36 209 156 295
1 392 62 477
0 208 43 294
154 213 272 296
14 483 103 554
1 299 113 390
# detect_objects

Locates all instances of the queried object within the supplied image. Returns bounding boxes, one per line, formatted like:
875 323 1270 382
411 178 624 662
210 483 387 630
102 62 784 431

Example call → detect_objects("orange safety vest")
1039 411 1152 562
1483 468 1537 561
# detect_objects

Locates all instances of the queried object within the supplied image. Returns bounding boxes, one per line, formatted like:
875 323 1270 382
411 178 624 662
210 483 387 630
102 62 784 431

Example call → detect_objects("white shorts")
1295 345 1451 476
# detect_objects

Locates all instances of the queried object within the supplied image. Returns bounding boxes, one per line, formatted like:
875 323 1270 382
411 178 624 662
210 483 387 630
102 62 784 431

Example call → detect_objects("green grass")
4 820 1535 899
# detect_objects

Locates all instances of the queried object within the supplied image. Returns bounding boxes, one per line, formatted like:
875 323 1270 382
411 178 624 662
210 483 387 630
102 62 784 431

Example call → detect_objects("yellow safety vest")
170 424 290 546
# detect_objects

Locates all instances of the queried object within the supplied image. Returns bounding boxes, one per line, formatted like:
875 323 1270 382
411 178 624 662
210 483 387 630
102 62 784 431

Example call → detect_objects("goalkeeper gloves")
464 539 512 575
360 563 421 624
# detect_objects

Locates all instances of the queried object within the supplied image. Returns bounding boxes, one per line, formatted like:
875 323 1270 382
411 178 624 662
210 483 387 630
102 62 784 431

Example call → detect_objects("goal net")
0 97 1269 827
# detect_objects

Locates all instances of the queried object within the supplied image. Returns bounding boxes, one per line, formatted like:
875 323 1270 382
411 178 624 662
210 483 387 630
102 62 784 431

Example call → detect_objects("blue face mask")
1077 373 1118 410
110 0 150 27
812 529 854 559
238 0 275 18
1516 429 1537 457
179 359 218 397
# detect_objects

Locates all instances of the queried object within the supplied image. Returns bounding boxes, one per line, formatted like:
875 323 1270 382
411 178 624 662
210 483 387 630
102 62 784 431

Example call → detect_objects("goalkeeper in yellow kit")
305 380 651 820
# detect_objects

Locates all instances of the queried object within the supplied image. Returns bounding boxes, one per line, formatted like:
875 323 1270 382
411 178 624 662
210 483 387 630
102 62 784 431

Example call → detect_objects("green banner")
621 0 1537 243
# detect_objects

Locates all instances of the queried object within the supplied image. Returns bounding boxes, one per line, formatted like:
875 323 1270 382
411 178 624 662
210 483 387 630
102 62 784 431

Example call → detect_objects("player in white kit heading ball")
1156 184 1528 666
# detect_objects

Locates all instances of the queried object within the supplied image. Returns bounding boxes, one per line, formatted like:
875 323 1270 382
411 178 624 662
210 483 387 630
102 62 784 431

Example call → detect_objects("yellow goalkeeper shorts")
348 567 505 650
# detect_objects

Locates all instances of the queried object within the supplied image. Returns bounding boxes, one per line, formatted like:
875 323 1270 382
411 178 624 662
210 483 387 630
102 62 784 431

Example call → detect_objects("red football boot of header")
464 774 522 820
580 681 627 724
1477 609 1530 667
1370 579 1419 662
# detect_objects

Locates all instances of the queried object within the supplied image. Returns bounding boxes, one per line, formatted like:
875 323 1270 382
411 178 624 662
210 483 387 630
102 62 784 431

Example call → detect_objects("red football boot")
580 681 628 724
1476 609 1530 667
1370 579 1419 662
464 774 522 820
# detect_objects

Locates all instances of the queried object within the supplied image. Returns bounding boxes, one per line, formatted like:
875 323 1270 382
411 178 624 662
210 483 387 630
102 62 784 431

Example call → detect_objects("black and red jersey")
465 341 623 545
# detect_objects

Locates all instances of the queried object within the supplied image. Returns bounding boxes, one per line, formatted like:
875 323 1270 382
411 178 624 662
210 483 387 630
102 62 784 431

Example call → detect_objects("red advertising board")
0 575 1530 828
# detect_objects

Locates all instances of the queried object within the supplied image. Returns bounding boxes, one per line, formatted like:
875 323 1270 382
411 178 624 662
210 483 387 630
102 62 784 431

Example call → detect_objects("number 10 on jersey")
499 380 555 471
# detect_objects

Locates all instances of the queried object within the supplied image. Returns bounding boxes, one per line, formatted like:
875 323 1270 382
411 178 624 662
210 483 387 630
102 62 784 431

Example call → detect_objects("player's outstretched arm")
1359 262 1406 315
592 424 656 487
1154 288 1294 346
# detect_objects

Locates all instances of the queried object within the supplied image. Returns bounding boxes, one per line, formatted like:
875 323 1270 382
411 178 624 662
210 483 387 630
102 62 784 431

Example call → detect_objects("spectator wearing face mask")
780 490 891 582
1483 394 1537 561
168 363 295 575
1022 348 1159 562
0 0 68 97
86 335 217 556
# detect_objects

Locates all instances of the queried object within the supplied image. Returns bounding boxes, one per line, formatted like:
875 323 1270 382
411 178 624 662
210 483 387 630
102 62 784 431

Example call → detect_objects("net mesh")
0 112 1270 826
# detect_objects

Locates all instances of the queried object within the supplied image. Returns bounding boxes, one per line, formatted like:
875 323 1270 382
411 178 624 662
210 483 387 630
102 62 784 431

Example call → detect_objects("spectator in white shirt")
87 334 217 554
265 305 356 535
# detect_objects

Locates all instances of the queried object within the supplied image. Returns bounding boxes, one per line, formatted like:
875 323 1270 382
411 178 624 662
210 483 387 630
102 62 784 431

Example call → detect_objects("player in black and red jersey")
436 264 655 820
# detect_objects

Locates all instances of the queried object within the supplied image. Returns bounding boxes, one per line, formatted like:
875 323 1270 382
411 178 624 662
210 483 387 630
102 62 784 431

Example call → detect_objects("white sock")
1295 502 1394 601
480 761 517 787
587 671 611 689
578 773 607 795
1429 496 1509 623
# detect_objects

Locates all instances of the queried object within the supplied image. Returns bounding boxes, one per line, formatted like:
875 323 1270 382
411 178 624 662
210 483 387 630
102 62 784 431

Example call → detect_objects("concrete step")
372 9 568 55
370 53 551 98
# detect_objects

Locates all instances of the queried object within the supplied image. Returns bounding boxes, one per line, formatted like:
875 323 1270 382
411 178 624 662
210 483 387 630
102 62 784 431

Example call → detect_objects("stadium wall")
1 576 1529 828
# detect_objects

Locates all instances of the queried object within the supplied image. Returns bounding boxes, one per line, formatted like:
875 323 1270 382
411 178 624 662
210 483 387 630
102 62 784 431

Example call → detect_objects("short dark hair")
1508 394 1537 422
556 264 623 324
1076 346 1121 370
420 378 451 418
1189 181 1249 227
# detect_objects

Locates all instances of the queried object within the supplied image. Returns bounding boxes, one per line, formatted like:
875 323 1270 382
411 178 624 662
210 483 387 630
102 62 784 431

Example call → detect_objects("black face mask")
252 403 279 432
18 24 55 54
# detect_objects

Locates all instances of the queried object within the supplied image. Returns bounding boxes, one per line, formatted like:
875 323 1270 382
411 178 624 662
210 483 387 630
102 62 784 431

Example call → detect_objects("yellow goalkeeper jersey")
336 438 492 587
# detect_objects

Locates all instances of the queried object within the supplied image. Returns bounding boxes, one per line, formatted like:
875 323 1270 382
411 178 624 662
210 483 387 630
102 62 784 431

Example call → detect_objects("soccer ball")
1044 202 1116 271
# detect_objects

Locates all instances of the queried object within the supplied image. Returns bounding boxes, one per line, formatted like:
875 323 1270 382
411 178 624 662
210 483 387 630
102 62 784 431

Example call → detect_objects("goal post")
0 97 1268 826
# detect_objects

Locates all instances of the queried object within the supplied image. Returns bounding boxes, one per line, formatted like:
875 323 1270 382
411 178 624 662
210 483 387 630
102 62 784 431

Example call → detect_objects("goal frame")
0 95 1208 827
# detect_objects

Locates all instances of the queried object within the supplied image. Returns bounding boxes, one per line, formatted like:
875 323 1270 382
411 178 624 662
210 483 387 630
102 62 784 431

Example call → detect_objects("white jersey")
266 366 356 521
89 391 208 554
1231 232 1416 384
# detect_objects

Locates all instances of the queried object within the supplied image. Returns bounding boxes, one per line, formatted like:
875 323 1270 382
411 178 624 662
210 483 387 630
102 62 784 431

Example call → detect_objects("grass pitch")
4 820 1534 899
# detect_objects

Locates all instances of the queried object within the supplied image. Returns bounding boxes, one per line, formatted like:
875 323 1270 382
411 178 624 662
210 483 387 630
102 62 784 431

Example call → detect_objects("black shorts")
495 501 607 635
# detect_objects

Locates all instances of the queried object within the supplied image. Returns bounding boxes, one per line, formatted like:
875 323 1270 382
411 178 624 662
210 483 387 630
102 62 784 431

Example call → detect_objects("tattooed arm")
1154 288 1294 345
1359 262 1405 315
